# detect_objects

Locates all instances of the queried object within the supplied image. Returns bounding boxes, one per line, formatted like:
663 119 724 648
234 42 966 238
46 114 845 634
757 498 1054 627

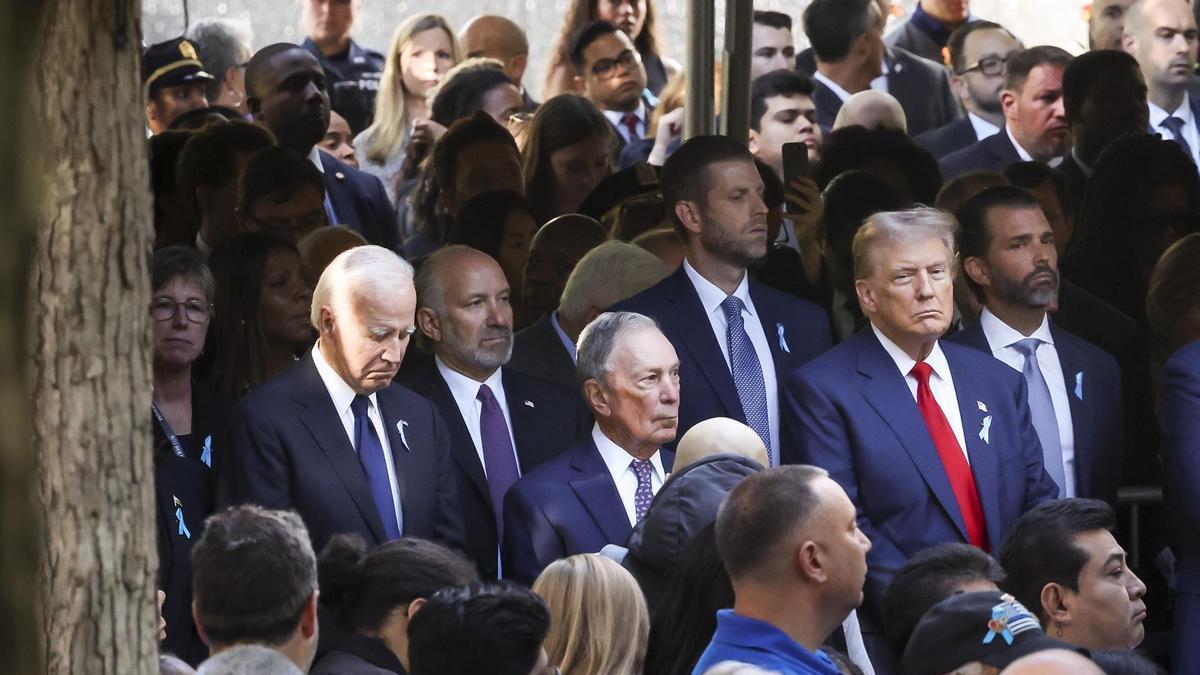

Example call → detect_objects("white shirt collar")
870 323 952 384
312 342 375 416
1005 125 1063 167
308 146 326 174
591 424 665 483
1149 93 1194 129
435 356 506 410
602 99 647 128
978 307 1054 350
967 112 1001 140
814 70 854 103
682 258 754 319
1069 147 1095 178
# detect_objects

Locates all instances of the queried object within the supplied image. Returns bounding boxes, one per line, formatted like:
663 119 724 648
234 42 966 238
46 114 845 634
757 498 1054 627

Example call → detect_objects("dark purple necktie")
477 384 521 536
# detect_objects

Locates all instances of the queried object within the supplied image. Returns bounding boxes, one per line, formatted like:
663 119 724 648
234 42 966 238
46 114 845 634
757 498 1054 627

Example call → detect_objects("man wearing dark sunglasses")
916 21 1022 159
569 20 656 150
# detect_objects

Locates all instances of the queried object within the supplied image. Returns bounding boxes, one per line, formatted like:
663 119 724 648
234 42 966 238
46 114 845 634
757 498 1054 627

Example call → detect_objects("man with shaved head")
1123 0 1200 165
245 42 399 250
674 417 770 471
402 246 590 579
459 15 538 111
832 90 908 132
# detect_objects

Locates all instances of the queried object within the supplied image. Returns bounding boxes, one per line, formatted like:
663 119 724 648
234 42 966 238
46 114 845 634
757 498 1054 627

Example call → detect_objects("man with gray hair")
780 208 1057 668
186 17 254 115
502 311 680 584
228 245 465 554
400 245 591 579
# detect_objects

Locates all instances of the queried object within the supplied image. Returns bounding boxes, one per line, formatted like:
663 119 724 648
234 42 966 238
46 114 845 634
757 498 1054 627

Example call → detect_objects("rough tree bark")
31 0 158 673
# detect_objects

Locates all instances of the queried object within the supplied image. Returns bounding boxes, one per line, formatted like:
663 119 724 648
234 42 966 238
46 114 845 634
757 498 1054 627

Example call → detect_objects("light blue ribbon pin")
396 419 411 452
776 323 790 353
173 496 191 539
200 435 213 468
979 415 992 445
1074 372 1084 401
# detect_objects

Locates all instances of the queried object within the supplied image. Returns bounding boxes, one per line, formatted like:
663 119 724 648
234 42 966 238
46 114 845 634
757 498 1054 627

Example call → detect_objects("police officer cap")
143 37 214 95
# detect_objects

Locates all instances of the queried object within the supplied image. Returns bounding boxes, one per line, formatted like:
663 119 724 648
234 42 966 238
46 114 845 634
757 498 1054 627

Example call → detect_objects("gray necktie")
1011 338 1066 496
1161 115 1194 161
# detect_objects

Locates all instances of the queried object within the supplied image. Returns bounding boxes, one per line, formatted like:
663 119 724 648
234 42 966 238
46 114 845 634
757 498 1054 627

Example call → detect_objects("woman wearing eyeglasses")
150 246 231 666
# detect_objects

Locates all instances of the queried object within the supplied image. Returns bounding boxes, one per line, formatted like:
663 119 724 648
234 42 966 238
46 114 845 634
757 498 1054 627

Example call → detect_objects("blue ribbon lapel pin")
396 419 412 452
1074 372 1084 401
173 495 192 539
979 415 992 445
776 323 790 353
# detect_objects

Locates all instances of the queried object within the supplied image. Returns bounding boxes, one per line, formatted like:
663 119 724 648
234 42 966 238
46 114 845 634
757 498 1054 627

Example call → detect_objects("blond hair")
360 13 461 165
533 554 649 675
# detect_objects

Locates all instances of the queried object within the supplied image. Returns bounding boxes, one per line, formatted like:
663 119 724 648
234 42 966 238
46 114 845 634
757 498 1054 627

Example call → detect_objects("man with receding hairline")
459 15 538 111
1123 0 1200 165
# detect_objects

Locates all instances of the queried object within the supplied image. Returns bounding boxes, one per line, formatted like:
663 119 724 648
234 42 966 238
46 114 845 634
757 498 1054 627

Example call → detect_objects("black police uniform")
302 37 385 136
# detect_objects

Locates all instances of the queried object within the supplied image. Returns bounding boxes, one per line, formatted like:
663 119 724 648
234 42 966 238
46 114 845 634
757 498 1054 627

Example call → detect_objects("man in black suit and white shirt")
401 246 592 578
227 245 465 554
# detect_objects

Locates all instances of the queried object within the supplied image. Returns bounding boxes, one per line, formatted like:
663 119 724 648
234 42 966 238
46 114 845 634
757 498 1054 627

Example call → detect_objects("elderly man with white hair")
227 245 466 553
780 208 1057 669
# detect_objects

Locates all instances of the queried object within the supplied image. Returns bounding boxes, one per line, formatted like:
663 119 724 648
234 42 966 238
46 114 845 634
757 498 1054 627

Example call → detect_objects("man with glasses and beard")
403 246 591 579
949 186 1123 505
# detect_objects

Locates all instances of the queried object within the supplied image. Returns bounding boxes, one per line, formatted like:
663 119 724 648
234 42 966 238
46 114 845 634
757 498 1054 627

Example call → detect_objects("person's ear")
747 128 761 155
572 73 587 94
949 73 966 101
319 306 338 339
300 591 319 639
962 256 991 289
855 278 877 315
1121 31 1136 54
582 378 609 416
674 200 704 237
416 306 442 342
1040 582 1072 630
851 32 871 62
508 53 528 81
797 540 826 583
146 100 159 125
406 597 427 621
1000 89 1019 122
192 600 211 646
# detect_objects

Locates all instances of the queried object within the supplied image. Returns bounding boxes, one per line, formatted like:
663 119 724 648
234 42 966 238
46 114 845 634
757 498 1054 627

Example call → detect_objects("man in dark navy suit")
781 207 1058 667
401 246 590 579
227 245 465 554
940 47 1073 179
502 312 678 585
569 20 658 152
949 186 1122 506
1124 0 1200 167
614 135 832 466
245 43 398 251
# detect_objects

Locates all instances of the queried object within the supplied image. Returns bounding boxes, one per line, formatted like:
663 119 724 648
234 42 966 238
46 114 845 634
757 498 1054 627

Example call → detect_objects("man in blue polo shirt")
693 466 872 675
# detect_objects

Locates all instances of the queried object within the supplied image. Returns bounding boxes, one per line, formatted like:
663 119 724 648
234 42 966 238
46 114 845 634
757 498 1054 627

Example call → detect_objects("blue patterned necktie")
351 395 402 540
721 295 772 465
631 458 655 522
477 384 521 537
1011 338 1066 497
1161 115 1194 161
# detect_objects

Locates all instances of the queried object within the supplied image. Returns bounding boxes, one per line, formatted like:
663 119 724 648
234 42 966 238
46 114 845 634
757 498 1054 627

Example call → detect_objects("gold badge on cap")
179 40 198 61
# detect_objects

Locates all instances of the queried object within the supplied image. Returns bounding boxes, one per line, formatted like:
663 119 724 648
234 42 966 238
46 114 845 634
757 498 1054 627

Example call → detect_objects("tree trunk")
31 0 158 673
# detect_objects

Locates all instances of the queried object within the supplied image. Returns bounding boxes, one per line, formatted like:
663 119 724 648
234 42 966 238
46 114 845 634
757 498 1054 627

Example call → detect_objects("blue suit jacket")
1162 339 1200 594
938 127 1023 180
914 117 979 159
613 265 832 453
318 151 400 252
399 363 591 578
947 319 1123 505
781 329 1058 625
227 352 466 554
501 438 674 585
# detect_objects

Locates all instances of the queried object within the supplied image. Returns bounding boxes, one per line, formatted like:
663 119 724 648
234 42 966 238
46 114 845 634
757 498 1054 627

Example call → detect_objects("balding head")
999 649 1104 675
459 15 530 85
523 214 608 320
675 417 769 471
415 246 514 380
1123 0 1198 98
832 90 908 133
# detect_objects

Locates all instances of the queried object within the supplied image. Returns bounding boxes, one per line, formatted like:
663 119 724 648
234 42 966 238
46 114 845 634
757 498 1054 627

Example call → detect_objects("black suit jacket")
318 151 400 252
227 352 466 554
399 363 591 578
939 127 1023 179
509 314 580 395
914 117 979 159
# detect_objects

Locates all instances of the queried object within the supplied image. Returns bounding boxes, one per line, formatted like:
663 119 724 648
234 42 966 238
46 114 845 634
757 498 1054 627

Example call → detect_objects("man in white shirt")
502 311 679 584
402 246 591 579
1124 0 1200 165
950 185 1124 505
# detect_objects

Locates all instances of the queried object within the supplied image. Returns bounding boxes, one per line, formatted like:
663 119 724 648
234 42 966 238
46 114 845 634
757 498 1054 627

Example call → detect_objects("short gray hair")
576 312 660 384
852 207 958 279
311 245 414 327
187 17 254 102
195 644 304 675
558 241 672 322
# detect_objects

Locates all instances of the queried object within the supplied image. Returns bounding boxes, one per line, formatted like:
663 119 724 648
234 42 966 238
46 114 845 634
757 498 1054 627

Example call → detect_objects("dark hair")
803 0 875 63
407 582 551 675
318 534 479 634
169 105 244 131
191 506 317 647
882 543 1005 656
432 110 520 202
715 465 827 580
548 0 662 87
1004 161 1075 218
449 189 535 258
946 21 1014 73
176 121 275 212
237 146 325 218
813 125 943 206
822 169 904 262
201 231 301 400
753 10 793 30
244 43 303 100
150 130 198 247
430 60 516 127
661 135 756 237
1147 233 1200 362
643 523 735 675
1062 49 1142 123
998 498 1118 622
750 69 816 132
568 20 622 73
152 245 215 304
956 184 1045 298
522 94 613 224
934 170 1009 214
1005 46 1073 92
757 160 785 210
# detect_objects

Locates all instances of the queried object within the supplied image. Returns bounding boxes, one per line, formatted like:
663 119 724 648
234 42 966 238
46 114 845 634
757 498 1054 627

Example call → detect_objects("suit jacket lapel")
749 280 788 374
945 348 1005 548
319 153 354 230
293 355 387 542
855 332 970 541
504 373 543 474
423 370 490 501
1051 325 1090 496
567 441 632 543
665 268 744 418
377 388 414 513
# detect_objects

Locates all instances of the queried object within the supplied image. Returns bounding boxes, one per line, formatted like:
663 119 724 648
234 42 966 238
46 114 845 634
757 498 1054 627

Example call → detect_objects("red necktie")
910 361 989 550
622 112 639 140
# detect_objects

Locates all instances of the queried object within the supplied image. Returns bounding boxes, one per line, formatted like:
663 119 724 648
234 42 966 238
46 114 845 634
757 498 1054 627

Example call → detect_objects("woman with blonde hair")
355 13 459 202
532 554 649 675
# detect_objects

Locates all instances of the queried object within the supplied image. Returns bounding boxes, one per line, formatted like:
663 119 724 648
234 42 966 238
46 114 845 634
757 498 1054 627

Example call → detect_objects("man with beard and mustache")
244 43 398 251
403 246 592 579
614 136 832 465
1123 0 1200 166
949 186 1123 506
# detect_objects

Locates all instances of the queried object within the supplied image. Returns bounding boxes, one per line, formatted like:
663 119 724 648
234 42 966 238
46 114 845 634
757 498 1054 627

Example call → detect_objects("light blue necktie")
351 395 403 540
721 296 772 465
1012 338 1066 496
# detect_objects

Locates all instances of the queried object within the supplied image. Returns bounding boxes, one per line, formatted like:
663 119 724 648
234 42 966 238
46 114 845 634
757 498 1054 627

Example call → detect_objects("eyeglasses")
591 49 641 80
150 298 211 323
958 54 1013 77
